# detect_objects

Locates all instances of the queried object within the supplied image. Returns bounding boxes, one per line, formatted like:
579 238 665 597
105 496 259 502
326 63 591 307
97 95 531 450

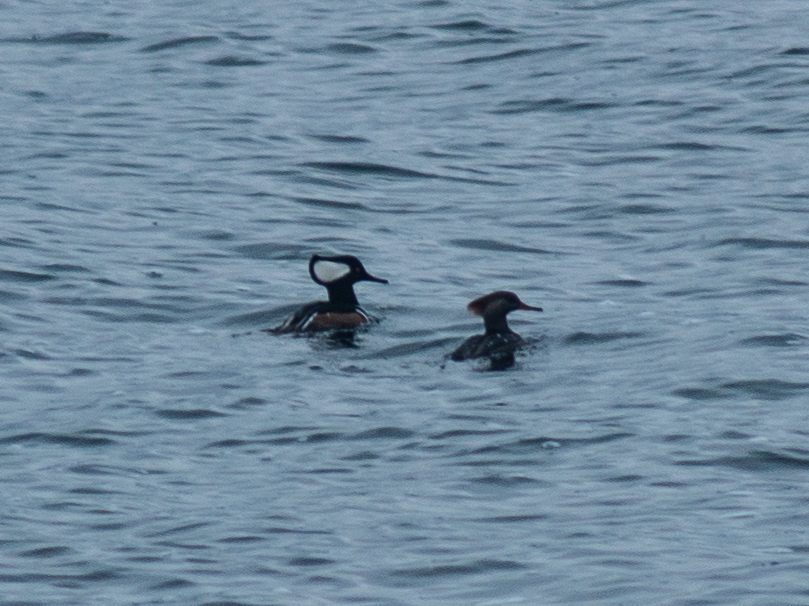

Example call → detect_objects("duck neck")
483 313 512 335
325 281 359 309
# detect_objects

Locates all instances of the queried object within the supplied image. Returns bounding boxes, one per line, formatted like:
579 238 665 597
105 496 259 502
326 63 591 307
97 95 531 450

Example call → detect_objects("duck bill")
517 303 543 312
362 272 388 284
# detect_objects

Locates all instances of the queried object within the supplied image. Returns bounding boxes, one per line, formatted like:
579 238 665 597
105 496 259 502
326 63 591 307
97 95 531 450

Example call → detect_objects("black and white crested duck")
272 254 388 333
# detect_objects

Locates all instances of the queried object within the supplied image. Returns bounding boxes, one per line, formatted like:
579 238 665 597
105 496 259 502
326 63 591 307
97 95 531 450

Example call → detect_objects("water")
3 1 809 604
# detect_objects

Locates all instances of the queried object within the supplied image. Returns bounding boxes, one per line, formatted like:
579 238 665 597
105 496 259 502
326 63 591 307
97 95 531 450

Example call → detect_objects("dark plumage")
450 291 543 370
272 254 387 333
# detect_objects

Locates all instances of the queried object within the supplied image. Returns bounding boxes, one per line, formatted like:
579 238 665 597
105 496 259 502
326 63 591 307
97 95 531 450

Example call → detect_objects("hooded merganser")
450 291 543 370
272 254 388 333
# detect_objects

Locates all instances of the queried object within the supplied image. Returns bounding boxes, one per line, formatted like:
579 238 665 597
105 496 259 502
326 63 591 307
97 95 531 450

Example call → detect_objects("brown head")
467 291 543 334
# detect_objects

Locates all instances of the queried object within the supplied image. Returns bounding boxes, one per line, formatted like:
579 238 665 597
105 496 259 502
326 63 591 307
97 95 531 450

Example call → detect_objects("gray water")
3 1 809 604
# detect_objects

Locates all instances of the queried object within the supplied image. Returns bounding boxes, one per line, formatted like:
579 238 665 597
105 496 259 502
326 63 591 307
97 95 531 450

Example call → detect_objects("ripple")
223 308 289 328
198 230 236 241
386 558 525 580
740 333 807 347
351 427 415 440
140 36 220 53
0 433 115 448
0 237 35 249
233 242 311 260
155 409 228 420
204 56 266 67
293 197 368 211
40 263 91 273
19 546 72 558
474 514 547 523
431 20 492 32
301 161 507 185
448 238 552 254
672 387 728 401
0 569 121 584
303 161 434 179
364 337 457 359
458 43 589 64
717 237 809 249
471 474 543 486
0 269 56 283
11 32 128 44
15 347 51 360
296 432 342 443
218 535 265 544
205 439 252 448
151 579 194 590
430 429 512 439
309 134 369 144
655 141 734 151
0 289 26 302
288 557 335 566
722 379 809 401
146 522 212 537
264 526 332 536
597 279 648 287
674 379 809 401
325 42 376 54
227 396 268 409
466 433 631 457
564 332 644 345
676 450 809 471
491 97 614 114
616 203 674 215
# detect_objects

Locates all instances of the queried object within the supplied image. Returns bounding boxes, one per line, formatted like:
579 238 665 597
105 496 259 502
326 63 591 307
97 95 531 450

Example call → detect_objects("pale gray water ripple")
492 97 617 115
204 55 267 67
0 432 117 448
3 32 128 45
223 307 294 328
233 242 313 260
675 449 809 472
739 333 808 348
449 238 554 255
302 161 512 186
363 337 459 360
718 237 809 250
139 36 221 53
0 268 57 283
456 44 591 65
564 331 646 345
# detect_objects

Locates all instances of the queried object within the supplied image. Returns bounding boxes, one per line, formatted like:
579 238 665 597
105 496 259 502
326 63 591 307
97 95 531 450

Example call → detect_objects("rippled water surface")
3 1 809 604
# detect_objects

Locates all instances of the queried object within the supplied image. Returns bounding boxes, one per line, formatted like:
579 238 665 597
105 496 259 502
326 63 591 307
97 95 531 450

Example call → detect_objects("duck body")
273 301 373 333
451 332 526 362
450 291 542 370
272 254 387 333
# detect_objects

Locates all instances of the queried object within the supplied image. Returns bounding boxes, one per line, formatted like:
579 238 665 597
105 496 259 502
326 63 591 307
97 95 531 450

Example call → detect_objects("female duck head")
467 291 542 334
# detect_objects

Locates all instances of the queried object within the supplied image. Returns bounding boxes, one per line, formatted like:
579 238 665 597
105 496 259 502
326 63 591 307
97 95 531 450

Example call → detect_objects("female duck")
451 291 543 369
272 254 388 333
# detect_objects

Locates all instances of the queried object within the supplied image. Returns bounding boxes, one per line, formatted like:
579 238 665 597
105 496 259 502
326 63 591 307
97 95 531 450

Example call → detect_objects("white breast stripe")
301 312 316 330
313 260 351 283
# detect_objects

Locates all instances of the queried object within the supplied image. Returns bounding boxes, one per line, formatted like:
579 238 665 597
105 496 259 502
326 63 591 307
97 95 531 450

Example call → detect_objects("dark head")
309 254 388 307
467 291 543 335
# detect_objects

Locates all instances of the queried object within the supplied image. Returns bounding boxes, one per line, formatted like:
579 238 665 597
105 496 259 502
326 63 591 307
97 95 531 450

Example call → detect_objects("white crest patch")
313 260 351 283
